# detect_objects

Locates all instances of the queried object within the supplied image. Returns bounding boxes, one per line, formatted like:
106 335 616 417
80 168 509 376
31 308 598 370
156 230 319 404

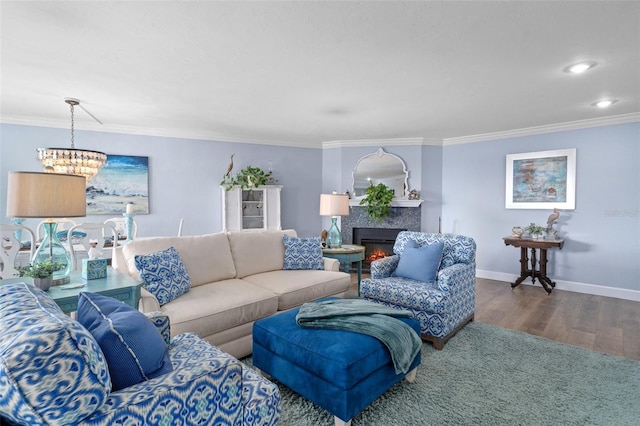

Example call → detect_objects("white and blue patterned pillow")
282 235 324 270
0 283 111 425
134 246 191 305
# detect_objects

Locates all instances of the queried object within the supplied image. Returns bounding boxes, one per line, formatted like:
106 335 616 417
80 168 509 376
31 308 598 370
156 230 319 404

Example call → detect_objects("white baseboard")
476 269 640 302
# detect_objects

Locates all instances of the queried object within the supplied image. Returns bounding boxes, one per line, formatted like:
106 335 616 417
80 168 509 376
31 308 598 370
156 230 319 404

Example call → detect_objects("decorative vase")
33 277 52 291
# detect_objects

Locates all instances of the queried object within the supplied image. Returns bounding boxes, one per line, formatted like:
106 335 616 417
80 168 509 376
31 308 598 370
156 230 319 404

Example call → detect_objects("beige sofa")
112 229 351 358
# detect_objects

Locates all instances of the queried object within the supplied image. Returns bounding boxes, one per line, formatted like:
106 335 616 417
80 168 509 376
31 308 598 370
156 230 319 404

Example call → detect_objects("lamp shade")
6 171 86 218
319 193 349 216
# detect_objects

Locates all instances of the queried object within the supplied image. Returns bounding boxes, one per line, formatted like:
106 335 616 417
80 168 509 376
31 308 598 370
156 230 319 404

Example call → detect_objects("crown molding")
4 112 638 149
0 115 319 149
322 137 442 149
443 113 640 145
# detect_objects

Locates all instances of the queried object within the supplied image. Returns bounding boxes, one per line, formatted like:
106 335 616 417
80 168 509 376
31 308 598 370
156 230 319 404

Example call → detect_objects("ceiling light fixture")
563 61 597 74
36 98 107 181
592 99 618 108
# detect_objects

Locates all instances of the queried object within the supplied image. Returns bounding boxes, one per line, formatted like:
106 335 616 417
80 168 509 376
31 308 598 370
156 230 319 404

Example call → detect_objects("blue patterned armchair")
360 231 476 350
0 283 280 426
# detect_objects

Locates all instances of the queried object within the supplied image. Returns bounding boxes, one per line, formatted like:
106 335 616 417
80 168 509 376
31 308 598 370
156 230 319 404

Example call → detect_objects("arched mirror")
352 148 409 198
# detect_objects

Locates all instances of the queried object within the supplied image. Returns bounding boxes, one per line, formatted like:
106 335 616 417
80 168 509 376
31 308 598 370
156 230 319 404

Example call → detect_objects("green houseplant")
525 223 545 238
221 165 273 191
360 183 395 222
17 258 64 291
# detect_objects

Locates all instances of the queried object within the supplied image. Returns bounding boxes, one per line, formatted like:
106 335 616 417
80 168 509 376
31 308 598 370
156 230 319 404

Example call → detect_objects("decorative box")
82 258 107 280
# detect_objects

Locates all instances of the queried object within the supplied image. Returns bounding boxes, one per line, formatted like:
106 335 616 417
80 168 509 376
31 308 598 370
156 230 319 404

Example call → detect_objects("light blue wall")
3 121 638 295
442 122 640 292
0 124 323 238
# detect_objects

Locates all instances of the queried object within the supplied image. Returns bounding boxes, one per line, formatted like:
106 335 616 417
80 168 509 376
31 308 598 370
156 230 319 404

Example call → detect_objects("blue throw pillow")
282 235 324 270
77 292 173 392
134 246 191 305
392 240 444 283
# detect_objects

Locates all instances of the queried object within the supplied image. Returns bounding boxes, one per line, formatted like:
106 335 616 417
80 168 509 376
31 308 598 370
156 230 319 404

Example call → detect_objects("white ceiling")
1 1 639 148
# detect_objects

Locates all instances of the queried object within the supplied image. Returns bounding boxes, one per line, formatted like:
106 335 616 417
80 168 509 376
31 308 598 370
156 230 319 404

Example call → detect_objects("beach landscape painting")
86 155 149 215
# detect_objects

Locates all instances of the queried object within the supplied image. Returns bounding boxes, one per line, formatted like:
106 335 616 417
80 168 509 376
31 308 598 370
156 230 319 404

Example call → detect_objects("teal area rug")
243 322 639 425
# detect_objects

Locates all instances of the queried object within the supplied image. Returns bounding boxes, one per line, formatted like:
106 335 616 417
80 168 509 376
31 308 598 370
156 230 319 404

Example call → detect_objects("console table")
503 237 565 294
322 244 365 295
0 267 142 313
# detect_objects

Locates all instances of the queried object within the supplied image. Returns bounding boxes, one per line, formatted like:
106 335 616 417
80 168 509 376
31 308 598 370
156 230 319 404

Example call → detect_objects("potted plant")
525 223 545 239
17 258 64 291
221 165 273 192
360 183 395 222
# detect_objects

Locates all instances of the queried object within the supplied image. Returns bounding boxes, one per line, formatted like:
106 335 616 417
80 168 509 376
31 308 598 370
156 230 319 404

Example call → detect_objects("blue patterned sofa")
360 232 476 350
0 283 280 426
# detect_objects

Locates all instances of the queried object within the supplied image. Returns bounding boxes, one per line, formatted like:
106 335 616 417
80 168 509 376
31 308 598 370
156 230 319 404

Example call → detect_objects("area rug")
242 322 639 425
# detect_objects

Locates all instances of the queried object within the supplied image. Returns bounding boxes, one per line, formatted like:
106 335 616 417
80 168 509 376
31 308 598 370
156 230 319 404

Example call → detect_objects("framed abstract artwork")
86 155 149 215
505 148 576 209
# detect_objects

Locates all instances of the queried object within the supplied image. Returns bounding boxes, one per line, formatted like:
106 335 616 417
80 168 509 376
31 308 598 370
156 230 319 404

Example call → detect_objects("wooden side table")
503 237 565 294
322 244 365 295
0 267 142 313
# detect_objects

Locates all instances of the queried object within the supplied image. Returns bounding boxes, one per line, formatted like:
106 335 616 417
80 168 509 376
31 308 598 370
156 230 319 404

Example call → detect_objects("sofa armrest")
437 262 476 293
370 255 400 278
138 286 161 312
82 334 244 425
144 311 171 345
323 257 340 271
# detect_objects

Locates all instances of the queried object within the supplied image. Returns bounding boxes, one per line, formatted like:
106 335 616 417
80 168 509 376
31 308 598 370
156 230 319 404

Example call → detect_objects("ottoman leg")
335 416 352 426
405 367 418 383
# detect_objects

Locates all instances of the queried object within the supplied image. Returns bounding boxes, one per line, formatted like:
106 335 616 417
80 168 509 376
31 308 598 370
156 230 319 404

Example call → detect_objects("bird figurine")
225 154 234 177
546 208 560 231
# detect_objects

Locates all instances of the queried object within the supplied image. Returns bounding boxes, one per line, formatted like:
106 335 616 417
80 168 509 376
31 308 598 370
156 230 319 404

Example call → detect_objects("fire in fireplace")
353 227 405 271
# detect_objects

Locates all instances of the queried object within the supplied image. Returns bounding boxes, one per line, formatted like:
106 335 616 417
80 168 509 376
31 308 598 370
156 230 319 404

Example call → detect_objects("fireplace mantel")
348 199 423 207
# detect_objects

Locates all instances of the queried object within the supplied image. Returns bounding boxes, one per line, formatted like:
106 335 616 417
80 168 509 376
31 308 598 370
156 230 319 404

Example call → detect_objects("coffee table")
0 267 142 313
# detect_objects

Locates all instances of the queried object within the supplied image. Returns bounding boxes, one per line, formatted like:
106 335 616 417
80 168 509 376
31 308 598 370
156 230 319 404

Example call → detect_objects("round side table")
322 244 365 295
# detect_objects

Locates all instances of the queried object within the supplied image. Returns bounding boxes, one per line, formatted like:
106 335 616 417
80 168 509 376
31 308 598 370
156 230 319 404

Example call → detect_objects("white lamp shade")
6 171 87 218
319 193 349 216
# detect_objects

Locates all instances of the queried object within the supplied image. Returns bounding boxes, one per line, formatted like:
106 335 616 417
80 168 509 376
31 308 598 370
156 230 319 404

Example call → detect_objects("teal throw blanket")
295 299 421 374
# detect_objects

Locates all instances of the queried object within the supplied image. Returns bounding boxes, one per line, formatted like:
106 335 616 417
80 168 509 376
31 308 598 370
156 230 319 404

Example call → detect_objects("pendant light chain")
69 101 75 149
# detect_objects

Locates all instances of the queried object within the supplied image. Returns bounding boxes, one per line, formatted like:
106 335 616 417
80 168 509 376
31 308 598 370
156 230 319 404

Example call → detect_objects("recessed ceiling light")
591 99 618 108
564 61 597 74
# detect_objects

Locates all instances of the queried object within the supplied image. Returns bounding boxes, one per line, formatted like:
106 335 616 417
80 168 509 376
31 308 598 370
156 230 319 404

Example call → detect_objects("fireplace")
353 227 405 271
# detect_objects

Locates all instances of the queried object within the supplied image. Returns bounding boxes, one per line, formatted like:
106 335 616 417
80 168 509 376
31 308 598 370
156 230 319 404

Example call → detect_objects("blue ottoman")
253 302 421 425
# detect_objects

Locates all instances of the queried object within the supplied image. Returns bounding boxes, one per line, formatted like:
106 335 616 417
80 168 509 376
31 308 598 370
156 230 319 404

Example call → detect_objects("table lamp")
319 192 350 248
6 171 86 284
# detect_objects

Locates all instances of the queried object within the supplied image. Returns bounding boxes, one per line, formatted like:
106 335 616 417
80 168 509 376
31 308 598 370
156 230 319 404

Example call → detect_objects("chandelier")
37 98 107 181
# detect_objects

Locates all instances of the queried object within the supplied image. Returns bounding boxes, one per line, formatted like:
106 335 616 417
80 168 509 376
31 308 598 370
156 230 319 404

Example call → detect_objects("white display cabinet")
221 185 282 232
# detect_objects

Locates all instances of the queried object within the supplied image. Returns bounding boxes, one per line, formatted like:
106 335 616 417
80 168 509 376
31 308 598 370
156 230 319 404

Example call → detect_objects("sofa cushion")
77 292 173 391
243 270 351 310
392 240 444 283
122 233 236 287
135 246 192 305
228 229 297 278
160 279 279 338
0 283 111 425
282 235 324 270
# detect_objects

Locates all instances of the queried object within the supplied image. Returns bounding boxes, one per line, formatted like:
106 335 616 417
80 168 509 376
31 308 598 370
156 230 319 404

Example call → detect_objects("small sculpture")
320 229 328 248
511 226 524 238
547 208 560 233
88 241 102 259
408 189 420 200
224 154 234 178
